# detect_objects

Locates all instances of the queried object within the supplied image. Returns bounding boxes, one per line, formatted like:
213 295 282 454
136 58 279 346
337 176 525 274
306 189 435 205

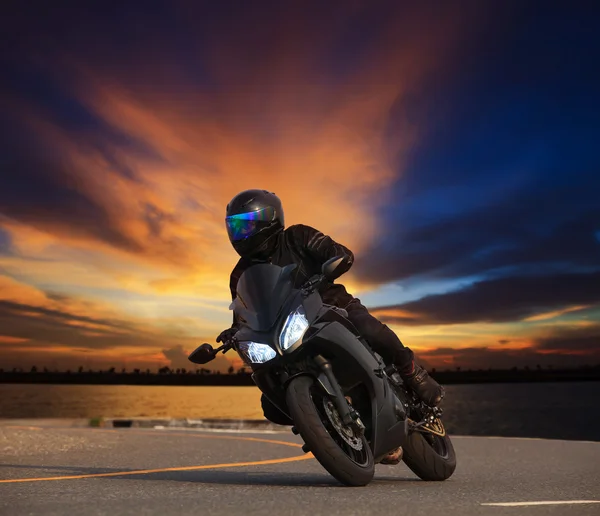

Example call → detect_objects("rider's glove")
216 327 237 344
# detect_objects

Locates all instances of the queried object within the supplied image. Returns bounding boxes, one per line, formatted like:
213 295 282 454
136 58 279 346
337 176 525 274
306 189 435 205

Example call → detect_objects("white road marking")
481 500 600 507
452 435 600 444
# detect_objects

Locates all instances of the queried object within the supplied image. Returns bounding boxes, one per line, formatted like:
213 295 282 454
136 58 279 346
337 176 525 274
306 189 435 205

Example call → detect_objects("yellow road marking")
84 428 304 448
0 429 313 484
2 426 43 431
4 426 302 448
0 454 313 484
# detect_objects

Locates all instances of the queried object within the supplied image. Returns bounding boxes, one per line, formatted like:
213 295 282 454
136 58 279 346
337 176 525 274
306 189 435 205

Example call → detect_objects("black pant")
261 299 414 425
345 298 414 370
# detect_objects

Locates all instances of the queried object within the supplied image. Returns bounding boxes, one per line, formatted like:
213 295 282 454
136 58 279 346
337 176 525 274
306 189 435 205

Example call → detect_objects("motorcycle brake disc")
322 398 363 451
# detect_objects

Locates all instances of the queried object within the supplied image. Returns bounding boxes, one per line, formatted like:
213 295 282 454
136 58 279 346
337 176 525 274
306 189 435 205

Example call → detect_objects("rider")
217 189 444 426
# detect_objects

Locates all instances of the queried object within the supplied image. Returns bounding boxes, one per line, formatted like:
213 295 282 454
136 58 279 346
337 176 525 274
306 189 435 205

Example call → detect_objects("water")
1 382 598 441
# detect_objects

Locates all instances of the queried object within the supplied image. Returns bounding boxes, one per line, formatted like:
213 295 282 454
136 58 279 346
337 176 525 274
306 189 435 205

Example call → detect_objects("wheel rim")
310 388 370 467
423 432 449 459
322 398 363 451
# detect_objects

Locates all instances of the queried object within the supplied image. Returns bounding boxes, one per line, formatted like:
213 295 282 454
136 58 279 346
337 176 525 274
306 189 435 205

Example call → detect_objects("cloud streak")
0 275 228 370
417 324 600 370
372 271 600 326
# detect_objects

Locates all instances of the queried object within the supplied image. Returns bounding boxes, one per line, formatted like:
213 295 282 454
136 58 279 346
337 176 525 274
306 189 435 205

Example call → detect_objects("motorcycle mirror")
321 256 348 281
188 343 217 364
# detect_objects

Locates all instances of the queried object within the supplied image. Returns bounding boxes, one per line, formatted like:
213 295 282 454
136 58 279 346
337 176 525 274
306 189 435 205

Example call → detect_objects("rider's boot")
400 360 445 407
380 446 403 465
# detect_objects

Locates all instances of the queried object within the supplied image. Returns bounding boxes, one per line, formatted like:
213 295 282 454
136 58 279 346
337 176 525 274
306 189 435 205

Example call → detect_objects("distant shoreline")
1 367 598 386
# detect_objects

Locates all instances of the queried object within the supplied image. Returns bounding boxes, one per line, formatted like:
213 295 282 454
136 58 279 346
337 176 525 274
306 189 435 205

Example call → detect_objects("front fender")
284 370 336 397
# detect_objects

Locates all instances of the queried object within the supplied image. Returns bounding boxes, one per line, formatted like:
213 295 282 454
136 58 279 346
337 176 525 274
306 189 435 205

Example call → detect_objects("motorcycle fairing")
232 263 298 331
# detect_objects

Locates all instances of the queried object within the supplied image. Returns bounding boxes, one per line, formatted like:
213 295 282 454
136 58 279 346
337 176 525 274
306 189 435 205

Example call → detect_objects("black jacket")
229 224 355 317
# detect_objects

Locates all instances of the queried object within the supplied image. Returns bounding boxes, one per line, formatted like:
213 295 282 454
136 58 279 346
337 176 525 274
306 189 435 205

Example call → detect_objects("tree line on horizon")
2 363 599 375
0 365 247 375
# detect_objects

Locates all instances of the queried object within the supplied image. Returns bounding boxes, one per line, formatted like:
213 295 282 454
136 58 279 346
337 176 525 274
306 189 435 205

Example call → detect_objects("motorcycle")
188 256 457 486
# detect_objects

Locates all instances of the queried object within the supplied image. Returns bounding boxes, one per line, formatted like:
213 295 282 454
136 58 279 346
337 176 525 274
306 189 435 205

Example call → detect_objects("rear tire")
286 375 374 486
402 430 456 481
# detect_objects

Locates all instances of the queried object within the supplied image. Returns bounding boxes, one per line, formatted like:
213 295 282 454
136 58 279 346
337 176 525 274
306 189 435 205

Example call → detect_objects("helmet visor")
226 206 276 241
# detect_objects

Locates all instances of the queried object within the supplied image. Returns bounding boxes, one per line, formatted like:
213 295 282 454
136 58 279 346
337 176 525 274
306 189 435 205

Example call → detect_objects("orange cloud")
524 305 591 322
0 274 119 321
0 274 234 371
370 308 423 320
0 275 49 306
0 336 29 344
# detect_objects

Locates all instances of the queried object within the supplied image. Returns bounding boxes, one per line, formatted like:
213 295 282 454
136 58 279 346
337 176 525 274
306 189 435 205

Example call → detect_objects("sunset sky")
1 2 599 372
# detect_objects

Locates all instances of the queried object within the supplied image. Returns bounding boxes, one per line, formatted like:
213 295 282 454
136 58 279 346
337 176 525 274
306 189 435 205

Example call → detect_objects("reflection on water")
0 382 598 441
0 385 263 419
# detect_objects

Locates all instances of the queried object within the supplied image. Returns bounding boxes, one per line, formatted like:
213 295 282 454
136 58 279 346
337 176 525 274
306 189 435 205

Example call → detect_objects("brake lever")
215 339 235 353
301 275 325 296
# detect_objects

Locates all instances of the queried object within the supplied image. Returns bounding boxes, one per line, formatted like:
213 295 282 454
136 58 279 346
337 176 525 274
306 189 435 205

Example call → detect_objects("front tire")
286 375 374 486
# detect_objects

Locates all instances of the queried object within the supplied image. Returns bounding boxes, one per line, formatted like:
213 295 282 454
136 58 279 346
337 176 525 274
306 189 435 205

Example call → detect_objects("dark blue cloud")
358 2 600 287
371 271 600 326
0 227 11 255
0 127 144 254
2 61 167 180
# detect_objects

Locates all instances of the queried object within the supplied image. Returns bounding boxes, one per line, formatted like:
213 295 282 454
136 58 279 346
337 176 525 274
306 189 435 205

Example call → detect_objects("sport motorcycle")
189 257 456 486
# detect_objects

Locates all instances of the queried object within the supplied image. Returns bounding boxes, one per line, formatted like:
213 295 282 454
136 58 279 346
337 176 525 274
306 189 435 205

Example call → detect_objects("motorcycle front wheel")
286 375 374 486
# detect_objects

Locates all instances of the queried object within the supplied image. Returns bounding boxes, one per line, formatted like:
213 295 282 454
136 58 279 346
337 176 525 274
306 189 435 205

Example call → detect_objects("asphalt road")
1 424 598 516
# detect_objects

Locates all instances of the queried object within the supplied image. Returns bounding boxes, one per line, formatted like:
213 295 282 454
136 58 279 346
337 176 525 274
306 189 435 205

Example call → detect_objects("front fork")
280 354 366 434
313 355 365 432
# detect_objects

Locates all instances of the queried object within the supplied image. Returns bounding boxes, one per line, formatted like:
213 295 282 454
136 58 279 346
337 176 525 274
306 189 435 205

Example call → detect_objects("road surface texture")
1 424 598 516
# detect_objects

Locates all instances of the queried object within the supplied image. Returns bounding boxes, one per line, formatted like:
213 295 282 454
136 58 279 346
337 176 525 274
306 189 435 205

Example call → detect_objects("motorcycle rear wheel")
286 375 374 486
402 428 456 481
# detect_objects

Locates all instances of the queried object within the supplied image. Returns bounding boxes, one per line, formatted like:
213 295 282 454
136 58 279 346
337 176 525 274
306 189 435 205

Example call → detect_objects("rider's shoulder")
286 223 320 235
232 256 250 272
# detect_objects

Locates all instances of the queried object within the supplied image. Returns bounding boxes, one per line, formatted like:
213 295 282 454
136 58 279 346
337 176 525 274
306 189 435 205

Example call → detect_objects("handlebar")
215 341 234 353
301 274 326 295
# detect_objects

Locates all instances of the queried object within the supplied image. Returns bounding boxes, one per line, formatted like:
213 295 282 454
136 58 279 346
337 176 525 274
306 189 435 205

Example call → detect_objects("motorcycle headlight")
279 305 309 351
238 341 277 364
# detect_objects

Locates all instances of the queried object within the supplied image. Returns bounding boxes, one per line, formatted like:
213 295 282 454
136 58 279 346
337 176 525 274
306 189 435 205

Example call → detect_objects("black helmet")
225 189 285 258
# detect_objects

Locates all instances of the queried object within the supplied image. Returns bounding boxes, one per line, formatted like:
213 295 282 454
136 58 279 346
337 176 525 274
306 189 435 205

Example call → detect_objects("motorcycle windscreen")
232 263 297 331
